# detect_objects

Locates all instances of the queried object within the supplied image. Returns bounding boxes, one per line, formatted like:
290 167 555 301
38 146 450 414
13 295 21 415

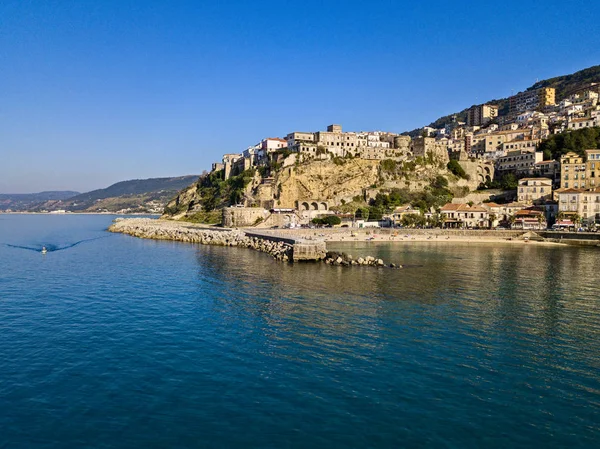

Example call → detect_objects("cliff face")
269 159 380 208
162 155 469 220
162 183 200 219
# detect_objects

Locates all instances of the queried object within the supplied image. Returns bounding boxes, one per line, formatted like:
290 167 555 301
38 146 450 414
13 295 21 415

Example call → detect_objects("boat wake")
3 236 109 253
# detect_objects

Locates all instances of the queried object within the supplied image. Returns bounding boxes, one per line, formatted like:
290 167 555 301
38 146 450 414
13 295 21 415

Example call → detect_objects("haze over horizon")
2 0 599 194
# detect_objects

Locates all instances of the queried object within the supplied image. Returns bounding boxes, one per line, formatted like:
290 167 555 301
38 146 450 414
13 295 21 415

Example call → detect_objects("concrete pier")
291 241 327 262
243 229 327 261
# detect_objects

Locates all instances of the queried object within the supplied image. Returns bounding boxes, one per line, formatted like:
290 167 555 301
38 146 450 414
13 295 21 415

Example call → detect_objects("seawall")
108 218 295 261
108 218 394 266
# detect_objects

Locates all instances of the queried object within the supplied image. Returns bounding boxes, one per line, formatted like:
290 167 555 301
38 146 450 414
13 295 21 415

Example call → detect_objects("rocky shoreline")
324 251 401 268
108 218 398 268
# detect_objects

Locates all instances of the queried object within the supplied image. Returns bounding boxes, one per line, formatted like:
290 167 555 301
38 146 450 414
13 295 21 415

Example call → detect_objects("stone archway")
311 202 319 211
319 202 328 211
301 202 310 211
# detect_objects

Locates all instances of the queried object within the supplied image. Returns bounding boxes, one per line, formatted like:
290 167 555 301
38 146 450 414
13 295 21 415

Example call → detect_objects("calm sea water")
1 214 600 448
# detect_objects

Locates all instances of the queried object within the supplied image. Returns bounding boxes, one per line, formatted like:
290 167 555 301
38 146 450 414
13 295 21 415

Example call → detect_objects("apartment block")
466 104 498 126
509 87 556 114
495 150 543 174
517 178 553 204
559 150 600 189
557 188 600 224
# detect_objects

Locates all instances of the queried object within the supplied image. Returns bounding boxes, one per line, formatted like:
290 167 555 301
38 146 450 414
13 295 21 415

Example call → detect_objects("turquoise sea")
1 214 600 448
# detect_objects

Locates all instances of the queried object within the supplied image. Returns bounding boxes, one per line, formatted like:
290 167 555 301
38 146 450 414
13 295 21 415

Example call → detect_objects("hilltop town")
165 66 600 231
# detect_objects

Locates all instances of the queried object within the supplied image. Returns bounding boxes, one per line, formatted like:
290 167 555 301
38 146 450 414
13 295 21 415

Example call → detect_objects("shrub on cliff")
195 168 256 211
447 160 468 179
381 159 398 172
312 215 342 226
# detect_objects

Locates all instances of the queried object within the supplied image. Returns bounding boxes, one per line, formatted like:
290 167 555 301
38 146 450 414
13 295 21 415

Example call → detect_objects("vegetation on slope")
163 168 256 217
447 160 469 179
539 127 600 160
354 175 454 221
528 65 600 99
65 176 199 211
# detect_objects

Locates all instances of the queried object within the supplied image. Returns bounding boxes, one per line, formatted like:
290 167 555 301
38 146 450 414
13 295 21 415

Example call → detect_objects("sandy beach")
250 227 567 246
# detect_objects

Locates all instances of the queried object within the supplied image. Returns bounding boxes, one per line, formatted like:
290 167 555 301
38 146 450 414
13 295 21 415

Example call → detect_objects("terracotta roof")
265 137 287 142
441 203 461 211
441 203 488 213
392 205 414 213
515 209 544 216
558 188 586 193
519 177 552 182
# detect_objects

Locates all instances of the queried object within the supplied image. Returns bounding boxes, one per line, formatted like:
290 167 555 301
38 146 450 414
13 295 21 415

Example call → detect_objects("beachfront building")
484 202 527 227
517 178 553 204
557 187 600 225
512 208 547 230
391 205 421 226
440 203 489 228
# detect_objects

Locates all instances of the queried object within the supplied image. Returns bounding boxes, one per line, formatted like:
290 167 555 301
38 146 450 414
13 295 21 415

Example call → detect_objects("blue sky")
1 0 599 193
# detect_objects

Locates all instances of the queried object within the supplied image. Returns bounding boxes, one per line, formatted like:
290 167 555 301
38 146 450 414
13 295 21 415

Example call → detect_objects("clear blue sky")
1 0 599 193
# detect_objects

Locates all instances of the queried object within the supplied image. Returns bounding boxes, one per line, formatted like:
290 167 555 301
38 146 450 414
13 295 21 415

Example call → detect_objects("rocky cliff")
162 154 473 221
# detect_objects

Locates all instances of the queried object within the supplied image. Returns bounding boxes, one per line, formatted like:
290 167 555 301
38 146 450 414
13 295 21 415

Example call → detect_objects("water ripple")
1 216 600 448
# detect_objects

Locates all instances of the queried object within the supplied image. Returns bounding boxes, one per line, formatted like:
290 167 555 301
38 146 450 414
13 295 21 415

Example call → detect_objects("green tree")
538 127 600 160
447 160 468 179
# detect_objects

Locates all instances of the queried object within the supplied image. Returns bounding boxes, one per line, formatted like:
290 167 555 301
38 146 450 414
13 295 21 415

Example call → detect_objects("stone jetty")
108 218 396 267
109 218 293 261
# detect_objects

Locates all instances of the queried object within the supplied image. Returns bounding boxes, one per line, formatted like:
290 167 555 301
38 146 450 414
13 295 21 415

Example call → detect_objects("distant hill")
58 176 200 213
1 176 200 213
404 64 600 137
0 191 79 211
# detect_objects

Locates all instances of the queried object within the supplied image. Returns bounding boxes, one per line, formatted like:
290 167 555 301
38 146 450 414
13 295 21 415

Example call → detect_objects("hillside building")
496 150 543 175
467 104 498 126
517 178 553 204
509 87 556 115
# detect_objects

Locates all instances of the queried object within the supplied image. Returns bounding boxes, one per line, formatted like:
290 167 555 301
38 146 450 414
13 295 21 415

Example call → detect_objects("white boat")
41 246 47 254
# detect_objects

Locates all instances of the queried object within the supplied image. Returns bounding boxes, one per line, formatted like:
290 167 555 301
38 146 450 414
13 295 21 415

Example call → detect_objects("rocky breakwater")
108 218 293 261
109 219 398 267
324 251 402 269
